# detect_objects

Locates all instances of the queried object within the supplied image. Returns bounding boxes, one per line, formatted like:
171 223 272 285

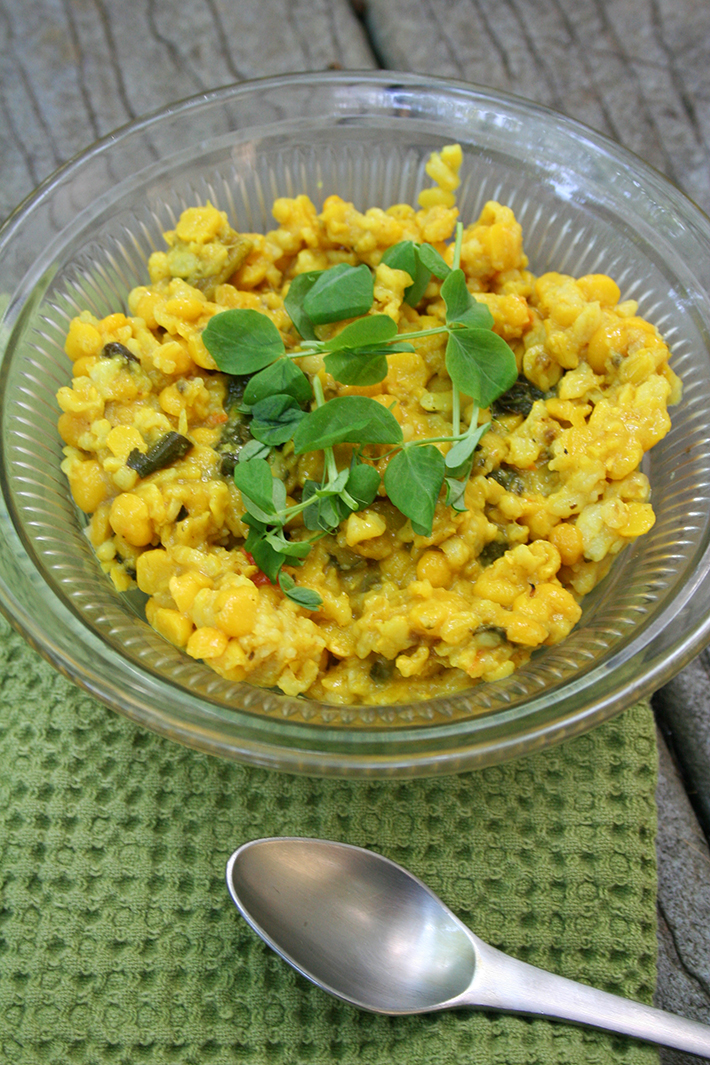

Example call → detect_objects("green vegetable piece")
444 477 468 512
203 308 285 374
233 458 282 522
445 328 518 409
444 422 489 471
249 394 308 446
381 241 431 306
441 269 494 329
327 314 398 351
284 271 321 341
418 243 451 280
302 263 374 326
126 432 192 478
243 358 312 406
303 490 350 533
384 444 446 537
237 439 271 464
278 571 323 610
491 376 547 418
292 396 403 454
346 461 381 509
244 525 282 584
324 350 389 386
265 531 312 559
101 341 139 364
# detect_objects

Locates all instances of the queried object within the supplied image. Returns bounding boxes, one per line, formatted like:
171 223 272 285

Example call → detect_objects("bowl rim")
2 68 710 776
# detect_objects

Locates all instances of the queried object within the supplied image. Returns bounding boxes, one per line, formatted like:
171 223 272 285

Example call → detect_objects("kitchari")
56 145 680 705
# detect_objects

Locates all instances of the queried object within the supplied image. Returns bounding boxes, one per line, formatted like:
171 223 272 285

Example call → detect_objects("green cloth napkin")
0 614 658 1065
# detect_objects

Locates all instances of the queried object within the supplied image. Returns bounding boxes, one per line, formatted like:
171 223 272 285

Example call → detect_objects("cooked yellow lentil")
57 145 680 705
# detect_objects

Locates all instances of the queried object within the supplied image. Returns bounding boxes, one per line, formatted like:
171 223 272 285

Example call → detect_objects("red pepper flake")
244 551 273 586
206 410 229 426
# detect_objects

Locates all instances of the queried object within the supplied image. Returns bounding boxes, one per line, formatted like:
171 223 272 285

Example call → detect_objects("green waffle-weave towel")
0 614 657 1064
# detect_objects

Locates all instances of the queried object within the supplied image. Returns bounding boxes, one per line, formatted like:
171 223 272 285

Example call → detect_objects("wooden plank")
656 732 710 1064
655 657 710 835
0 0 375 222
365 0 710 212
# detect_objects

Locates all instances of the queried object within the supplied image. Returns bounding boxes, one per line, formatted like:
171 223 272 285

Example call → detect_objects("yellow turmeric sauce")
56 146 680 705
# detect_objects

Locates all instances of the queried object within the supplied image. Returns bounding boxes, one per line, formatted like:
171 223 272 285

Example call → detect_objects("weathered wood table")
2 2 709 1061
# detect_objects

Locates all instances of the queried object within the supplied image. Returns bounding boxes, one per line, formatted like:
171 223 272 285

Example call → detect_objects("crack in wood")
59 0 101 141
657 898 710 1008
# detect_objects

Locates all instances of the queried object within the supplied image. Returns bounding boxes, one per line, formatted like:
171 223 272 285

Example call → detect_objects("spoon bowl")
227 837 710 1058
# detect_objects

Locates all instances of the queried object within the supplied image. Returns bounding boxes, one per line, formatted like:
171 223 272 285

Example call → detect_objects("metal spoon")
226 836 710 1059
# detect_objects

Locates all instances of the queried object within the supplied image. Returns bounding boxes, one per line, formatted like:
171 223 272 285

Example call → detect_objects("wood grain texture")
0 0 374 221
655 656 710 836
655 732 710 1064
365 0 710 213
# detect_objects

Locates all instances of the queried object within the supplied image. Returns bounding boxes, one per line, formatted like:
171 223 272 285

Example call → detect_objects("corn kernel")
345 511 386 547
216 585 259 637
506 615 549 646
109 493 154 547
186 626 229 660
619 502 655 538
577 274 620 307
416 549 452 588
549 522 584 566
165 295 204 321
65 319 102 361
169 571 214 613
152 607 193 647
58 412 89 448
136 549 174 595
106 425 145 461
174 204 224 243
67 459 110 513
587 320 627 373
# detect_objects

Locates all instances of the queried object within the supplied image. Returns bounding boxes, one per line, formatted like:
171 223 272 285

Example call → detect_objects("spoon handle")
467 938 710 1058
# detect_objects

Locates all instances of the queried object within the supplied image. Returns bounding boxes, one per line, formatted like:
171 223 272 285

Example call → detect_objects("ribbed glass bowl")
2 71 710 776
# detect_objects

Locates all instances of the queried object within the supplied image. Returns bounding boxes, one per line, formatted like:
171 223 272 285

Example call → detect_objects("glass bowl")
2 71 710 777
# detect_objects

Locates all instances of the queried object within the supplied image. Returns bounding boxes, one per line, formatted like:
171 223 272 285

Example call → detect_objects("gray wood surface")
2 0 710 1058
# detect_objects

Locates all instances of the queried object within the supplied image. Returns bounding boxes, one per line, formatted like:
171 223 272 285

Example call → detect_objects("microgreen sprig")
201 226 518 608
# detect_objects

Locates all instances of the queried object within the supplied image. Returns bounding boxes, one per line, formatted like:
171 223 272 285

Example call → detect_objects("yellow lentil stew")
56 145 680 705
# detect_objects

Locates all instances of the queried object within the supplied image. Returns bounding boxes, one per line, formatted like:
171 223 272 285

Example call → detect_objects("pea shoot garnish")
202 223 518 609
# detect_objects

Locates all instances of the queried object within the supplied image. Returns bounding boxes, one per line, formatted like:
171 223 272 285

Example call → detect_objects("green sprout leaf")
243 358 312 406
237 439 272 464
418 243 451 280
324 350 389 386
293 396 403 454
265 530 312 560
445 329 518 409
302 261 374 323
233 458 283 522
284 271 321 340
444 422 490 471
244 524 282 584
346 460 381 509
249 394 308 446
203 308 285 374
384 445 446 537
441 270 494 329
302 263 374 326
278 571 323 610
444 477 468 512
327 314 399 351
381 241 431 306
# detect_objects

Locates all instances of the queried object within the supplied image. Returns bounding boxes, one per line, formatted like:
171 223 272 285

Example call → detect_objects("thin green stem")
467 406 480 435
312 375 339 481
452 390 461 439
452 221 463 271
